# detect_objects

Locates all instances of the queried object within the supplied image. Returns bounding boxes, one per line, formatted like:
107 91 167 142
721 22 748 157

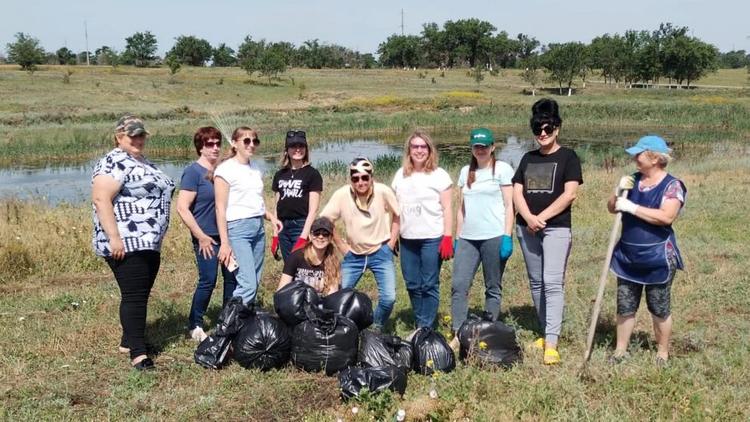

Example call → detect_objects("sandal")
543 348 561 365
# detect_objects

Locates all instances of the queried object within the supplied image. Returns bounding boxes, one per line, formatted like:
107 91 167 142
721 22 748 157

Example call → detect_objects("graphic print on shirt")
278 178 303 200
525 162 558 193
294 267 324 288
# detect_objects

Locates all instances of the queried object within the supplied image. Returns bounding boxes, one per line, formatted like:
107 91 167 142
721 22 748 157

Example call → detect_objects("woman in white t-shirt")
215 126 282 305
391 131 453 329
450 128 515 343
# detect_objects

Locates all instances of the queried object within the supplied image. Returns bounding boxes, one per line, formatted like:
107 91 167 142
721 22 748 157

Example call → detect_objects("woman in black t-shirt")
271 130 324 261
512 98 583 366
276 217 340 296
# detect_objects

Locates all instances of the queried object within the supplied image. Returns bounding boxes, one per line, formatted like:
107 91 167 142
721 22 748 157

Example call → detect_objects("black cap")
285 130 307 148
310 217 334 234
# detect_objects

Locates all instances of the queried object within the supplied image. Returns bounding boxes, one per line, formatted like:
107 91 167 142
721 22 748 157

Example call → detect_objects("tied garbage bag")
339 366 408 400
457 312 521 367
195 296 251 369
412 327 455 375
274 280 321 327
194 335 232 369
358 330 413 369
233 311 292 371
321 288 374 330
291 307 359 375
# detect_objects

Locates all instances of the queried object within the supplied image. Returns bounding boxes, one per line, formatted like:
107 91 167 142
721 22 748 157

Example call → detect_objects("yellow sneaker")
530 337 544 350
543 348 561 365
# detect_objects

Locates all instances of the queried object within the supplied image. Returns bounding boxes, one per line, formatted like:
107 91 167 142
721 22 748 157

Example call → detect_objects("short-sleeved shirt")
320 182 400 255
282 249 325 288
512 147 583 228
391 167 452 239
457 161 514 240
272 165 323 220
91 148 175 257
214 158 265 222
180 162 218 237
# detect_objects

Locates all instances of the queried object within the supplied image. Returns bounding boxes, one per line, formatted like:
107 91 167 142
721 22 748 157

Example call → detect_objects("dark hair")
193 126 223 156
530 98 562 131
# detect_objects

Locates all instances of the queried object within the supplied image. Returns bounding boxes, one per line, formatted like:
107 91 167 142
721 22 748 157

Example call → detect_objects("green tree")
421 22 448 67
256 49 287 83
442 18 496 67
589 34 629 86
516 33 540 62
6 32 46 72
541 42 588 95
519 56 542 96
212 43 236 67
378 35 423 68
662 35 718 87
95 46 119 67
167 35 212 66
122 31 158 67
718 50 749 69
237 36 265 73
165 53 181 75
56 47 76 65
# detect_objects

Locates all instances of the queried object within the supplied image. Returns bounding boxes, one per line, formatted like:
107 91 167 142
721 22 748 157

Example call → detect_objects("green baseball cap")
115 115 150 136
469 128 494 146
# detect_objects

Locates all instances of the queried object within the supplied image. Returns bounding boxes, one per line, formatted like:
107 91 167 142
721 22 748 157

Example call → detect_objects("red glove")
271 236 280 260
439 235 454 260
291 237 308 252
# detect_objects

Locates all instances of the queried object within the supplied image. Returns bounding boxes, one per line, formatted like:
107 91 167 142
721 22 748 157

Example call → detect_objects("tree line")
4 20 748 88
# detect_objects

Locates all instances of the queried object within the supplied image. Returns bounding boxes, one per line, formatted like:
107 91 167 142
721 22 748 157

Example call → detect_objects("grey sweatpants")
450 236 506 331
516 225 572 344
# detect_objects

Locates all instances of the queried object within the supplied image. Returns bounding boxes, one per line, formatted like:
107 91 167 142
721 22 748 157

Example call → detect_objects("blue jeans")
279 218 305 261
228 217 266 305
451 236 506 332
399 237 442 328
341 243 397 329
188 235 238 330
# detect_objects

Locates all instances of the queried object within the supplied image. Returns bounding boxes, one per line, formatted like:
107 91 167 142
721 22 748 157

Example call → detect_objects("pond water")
0 136 578 205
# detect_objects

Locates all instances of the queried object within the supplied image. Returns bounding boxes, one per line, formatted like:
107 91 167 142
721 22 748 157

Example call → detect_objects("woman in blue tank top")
607 135 686 366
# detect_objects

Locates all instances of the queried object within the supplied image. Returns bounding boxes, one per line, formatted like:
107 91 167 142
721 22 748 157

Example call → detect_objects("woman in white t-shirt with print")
215 126 282 306
450 128 515 341
391 131 453 329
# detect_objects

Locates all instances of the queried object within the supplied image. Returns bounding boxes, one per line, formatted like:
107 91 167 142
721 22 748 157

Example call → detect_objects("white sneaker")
190 327 208 342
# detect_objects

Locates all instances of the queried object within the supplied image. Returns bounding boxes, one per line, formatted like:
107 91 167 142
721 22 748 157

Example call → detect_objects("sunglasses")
241 137 260 146
350 174 371 183
311 230 331 238
410 143 429 150
287 130 306 138
532 125 556 136
204 140 221 148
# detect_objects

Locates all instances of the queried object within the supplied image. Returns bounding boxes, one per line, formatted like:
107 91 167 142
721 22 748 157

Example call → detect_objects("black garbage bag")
339 366 408 400
457 312 521 368
358 330 413 369
233 311 292 371
412 327 455 375
214 296 252 337
291 307 359 375
195 296 251 369
194 335 232 369
321 288 374 330
274 280 321 327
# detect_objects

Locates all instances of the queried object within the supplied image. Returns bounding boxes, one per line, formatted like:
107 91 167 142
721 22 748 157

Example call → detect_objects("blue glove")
499 235 513 260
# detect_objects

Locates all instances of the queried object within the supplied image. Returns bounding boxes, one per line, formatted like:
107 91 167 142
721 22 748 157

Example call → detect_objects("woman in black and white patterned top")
91 115 175 371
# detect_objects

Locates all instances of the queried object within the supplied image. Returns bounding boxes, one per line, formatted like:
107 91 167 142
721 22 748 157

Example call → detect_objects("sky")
2 0 748 56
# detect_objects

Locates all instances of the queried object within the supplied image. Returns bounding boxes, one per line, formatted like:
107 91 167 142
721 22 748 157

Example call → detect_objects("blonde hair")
642 150 672 168
303 241 341 295
208 126 257 182
402 131 439 177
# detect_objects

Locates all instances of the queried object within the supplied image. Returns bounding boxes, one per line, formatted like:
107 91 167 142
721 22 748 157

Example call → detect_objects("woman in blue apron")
607 135 686 366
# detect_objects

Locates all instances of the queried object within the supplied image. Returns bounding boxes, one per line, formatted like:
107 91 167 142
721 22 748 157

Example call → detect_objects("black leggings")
106 251 161 360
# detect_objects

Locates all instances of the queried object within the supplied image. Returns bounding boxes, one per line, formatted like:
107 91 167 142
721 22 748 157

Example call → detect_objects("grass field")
1 66 750 421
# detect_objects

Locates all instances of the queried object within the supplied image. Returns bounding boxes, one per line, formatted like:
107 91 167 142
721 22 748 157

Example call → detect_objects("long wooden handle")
582 191 628 363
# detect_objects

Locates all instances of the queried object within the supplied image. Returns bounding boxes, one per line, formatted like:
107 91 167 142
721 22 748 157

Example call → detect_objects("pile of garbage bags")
195 286 521 400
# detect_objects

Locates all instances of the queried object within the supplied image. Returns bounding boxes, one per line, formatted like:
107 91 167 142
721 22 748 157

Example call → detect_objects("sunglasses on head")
204 140 221 148
312 230 331 238
351 174 371 183
287 130 306 138
532 124 556 136
241 137 260 146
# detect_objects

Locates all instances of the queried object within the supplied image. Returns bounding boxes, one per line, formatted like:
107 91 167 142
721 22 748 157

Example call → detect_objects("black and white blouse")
91 148 175 257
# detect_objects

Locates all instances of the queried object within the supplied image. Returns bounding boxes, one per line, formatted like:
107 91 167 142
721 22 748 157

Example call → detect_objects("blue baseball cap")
626 135 671 155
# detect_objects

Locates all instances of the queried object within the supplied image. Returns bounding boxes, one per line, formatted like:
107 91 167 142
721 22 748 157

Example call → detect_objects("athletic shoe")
530 337 544 350
543 348 561 365
190 327 208 342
